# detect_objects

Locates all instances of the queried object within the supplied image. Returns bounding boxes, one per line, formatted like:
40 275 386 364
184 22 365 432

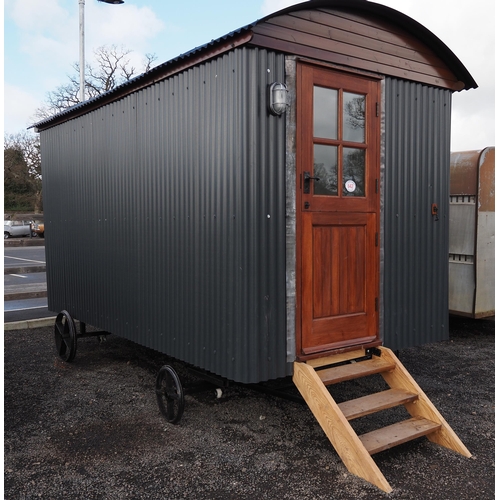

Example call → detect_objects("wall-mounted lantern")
269 82 288 116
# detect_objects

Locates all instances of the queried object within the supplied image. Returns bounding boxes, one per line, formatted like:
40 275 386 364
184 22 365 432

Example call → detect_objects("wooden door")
297 64 381 357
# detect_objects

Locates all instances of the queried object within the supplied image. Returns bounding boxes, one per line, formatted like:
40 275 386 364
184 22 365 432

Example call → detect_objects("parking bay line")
5 256 46 265
6 305 48 312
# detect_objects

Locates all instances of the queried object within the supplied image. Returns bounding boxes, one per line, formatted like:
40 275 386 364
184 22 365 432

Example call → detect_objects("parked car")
33 222 45 238
4 220 35 239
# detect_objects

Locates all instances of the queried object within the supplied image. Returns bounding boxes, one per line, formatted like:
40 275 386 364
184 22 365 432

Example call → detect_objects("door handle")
303 171 320 194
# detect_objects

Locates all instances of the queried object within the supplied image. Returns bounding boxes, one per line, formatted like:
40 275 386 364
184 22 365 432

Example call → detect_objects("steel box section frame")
41 47 290 384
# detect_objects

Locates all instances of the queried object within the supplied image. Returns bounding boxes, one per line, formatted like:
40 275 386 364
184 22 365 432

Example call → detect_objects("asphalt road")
4 244 52 323
4 245 46 270
4 297 53 322
4 271 47 287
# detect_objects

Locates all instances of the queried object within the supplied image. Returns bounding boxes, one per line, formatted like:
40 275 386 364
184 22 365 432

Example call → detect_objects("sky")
3 0 496 152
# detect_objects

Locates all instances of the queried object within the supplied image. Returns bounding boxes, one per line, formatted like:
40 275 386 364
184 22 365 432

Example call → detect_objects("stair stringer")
292 361 393 493
378 347 472 457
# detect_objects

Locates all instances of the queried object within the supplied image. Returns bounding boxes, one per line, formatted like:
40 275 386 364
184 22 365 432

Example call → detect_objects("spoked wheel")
54 310 77 362
155 365 185 424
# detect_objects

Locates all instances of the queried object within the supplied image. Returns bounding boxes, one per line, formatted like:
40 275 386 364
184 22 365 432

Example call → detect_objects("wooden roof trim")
319 9 437 54
287 10 446 67
254 22 456 82
249 33 463 91
257 0 476 90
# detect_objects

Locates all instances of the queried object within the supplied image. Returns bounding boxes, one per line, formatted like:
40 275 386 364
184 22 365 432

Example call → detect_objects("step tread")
317 357 395 386
359 417 442 455
338 389 419 420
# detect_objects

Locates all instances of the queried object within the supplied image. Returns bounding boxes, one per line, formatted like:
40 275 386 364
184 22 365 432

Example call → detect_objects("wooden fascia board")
249 32 464 91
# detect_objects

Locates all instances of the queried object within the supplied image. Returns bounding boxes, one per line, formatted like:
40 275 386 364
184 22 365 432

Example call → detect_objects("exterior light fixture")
269 82 288 116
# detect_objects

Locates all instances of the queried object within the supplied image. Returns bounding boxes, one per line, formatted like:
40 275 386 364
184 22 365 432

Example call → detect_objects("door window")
313 86 367 198
342 148 365 197
343 92 366 143
313 144 338 195
313 86 338 139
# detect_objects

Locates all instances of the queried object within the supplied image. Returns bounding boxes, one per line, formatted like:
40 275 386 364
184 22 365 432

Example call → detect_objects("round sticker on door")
345 179 356 193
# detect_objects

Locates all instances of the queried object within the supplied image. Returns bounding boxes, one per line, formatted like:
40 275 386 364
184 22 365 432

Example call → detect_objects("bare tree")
33 45 157 120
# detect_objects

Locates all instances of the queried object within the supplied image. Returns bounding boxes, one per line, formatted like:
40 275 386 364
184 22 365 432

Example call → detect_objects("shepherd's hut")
33 1 477 492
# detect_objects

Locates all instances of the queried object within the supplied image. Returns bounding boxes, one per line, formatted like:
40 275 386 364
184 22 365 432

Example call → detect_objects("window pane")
314 86 338 139
314 144 338 196
342 148 365 197
343 92 365 143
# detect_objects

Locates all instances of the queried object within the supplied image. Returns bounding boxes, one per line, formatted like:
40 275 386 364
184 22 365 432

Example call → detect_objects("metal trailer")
33 1 476 492
449 147 495 318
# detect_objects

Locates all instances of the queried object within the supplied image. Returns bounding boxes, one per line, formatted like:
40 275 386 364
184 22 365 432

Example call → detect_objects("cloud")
260 0 302 16
6 0 76 70
4 84 43 133
86 3 165 53
6 0 166 73
451 87 495 151
7 0 70 32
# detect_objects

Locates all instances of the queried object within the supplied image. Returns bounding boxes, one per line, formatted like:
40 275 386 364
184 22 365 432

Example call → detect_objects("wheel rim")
54 310 77 362
155 365 185 424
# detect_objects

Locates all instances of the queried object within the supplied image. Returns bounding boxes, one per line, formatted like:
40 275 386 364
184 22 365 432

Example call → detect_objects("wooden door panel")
305 315 371 354
312 225 366 318
302 212 377 354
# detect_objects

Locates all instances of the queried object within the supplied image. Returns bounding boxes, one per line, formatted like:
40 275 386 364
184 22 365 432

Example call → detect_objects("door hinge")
375 178 378 194
375 232 379 247
375 297 379 311
376 102 380 117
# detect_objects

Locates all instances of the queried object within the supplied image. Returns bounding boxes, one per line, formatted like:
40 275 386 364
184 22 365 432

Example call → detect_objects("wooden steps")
359 417 442 455
293 346 471 493
338 388 418 420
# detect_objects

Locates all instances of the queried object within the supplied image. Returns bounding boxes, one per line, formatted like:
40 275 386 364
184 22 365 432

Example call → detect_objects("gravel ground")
4 316 494 499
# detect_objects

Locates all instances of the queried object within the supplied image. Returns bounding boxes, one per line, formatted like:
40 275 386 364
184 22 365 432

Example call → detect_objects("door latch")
431 203 439 221
303 171 320 194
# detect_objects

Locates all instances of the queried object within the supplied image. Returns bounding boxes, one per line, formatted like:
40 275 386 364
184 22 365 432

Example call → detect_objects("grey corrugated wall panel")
383 77 452 350
41 47 288 384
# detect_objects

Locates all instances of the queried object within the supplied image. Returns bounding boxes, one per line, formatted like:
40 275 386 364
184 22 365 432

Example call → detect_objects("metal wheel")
54 310 77 362
155 365 185 424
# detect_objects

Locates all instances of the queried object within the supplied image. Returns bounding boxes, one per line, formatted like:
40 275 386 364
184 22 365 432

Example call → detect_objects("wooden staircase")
293 346 471 493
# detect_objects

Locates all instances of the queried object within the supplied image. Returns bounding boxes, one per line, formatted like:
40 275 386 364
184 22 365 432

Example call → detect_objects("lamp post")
79 0 125 102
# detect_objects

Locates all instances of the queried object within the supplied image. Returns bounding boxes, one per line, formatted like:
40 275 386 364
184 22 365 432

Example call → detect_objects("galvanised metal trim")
284 56 298 363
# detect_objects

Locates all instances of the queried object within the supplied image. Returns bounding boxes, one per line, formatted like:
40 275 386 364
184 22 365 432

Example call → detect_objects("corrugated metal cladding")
41 47 289 384
383 77 452 350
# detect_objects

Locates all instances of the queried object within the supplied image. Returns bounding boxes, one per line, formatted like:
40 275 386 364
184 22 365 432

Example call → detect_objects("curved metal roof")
33 0 476 131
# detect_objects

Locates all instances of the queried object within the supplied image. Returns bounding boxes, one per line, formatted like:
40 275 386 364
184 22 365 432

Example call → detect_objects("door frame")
295 62 382 360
